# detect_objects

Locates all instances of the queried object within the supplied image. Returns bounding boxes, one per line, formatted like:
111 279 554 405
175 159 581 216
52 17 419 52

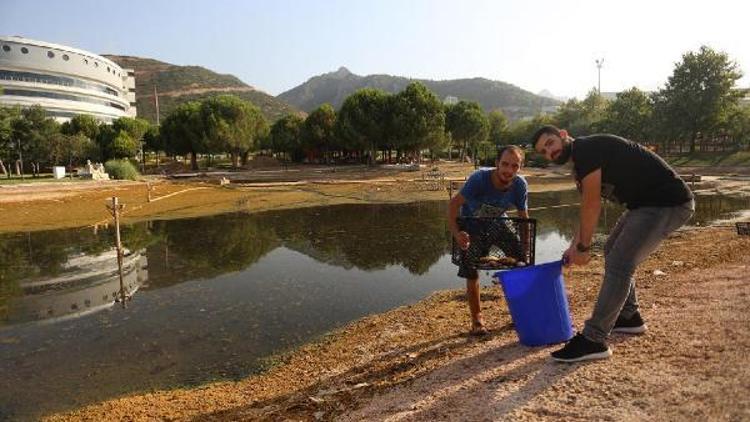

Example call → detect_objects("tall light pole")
595 58 604 94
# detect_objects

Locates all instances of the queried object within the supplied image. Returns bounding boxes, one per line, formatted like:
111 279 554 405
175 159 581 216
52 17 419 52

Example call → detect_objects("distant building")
0 36 136 122
739 91 750 108
443 95 459 105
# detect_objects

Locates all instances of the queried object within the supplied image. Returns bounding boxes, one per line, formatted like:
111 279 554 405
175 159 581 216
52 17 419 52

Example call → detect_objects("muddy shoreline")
0 164 574 233
2 164 748 234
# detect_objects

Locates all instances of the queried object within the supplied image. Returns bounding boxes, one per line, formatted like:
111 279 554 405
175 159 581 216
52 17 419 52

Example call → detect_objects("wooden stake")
106 197 127 308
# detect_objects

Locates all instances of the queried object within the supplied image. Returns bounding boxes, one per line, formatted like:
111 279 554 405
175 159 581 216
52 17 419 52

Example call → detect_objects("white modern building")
0 36 136 122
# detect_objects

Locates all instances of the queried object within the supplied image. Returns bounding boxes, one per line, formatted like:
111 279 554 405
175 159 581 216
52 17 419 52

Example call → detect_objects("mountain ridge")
104 55 301 123
278 68 560 120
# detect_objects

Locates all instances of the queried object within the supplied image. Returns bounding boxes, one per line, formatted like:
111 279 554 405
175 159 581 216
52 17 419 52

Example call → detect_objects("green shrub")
104 159 140 180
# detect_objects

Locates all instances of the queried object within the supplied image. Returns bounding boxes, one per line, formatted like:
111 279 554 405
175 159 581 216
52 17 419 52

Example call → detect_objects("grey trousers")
582 200 695 343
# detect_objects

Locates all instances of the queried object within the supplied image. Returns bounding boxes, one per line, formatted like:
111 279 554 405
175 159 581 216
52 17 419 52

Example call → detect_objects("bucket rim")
492 259 562 278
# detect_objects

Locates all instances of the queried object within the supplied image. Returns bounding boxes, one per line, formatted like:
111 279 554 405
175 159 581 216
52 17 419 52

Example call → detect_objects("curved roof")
0 35 123 71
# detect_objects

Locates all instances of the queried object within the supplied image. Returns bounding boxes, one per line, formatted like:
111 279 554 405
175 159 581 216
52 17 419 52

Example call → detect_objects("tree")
600 87 654 143
113 117 151 162
487 110 511 146
389 82 445 158
111 131 139 159
142 125 164 167
335 88 390 164
445 100 489 161
508 114 557 145
160 101 206 170
66 133 98 167
726 105 750 148
555 89 608 136
655 45 744 152
270 114 304 162
61 114 99 140
11 105 59 176
201 95 268 167
95 124 117 161
0 106 21 177
301 103 337 163
45 133 69 166
60 114 101 164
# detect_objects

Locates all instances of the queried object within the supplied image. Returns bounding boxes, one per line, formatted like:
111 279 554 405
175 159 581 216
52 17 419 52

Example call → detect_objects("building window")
47 51 55 58
21 47 29 54
2 45 10 52
63 54 69 61
0 70 121 96
2 88 127 111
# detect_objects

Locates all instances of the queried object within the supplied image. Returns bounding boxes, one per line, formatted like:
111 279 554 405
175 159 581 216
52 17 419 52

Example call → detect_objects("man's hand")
455 231 471 250
563 244 591 267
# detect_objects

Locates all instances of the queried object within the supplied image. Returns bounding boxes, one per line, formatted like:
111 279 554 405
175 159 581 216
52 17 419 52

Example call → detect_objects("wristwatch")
576 242 591 253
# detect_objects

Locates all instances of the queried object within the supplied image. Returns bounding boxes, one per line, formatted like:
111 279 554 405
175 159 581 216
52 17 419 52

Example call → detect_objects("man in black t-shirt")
532 125 695 363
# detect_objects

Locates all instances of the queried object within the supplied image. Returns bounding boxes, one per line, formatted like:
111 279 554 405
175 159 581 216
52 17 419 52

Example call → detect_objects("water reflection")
6 249 145 326
0 191 747 420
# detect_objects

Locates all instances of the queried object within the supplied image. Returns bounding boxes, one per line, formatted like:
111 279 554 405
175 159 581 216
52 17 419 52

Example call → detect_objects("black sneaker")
612 312 647 334
551 333 612 363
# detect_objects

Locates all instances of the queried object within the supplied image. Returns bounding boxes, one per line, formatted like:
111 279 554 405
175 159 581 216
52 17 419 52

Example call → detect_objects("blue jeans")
582 200 695 343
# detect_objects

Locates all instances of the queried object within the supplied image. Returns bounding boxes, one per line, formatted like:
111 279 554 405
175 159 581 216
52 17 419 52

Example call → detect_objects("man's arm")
448 193 470 249
577 169 602 247
564 169 601 266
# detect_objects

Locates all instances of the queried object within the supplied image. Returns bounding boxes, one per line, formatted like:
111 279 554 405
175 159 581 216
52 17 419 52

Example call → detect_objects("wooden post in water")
107 197 127 308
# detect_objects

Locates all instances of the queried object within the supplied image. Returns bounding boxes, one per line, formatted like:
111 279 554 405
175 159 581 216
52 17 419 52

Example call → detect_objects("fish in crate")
452 216 536 271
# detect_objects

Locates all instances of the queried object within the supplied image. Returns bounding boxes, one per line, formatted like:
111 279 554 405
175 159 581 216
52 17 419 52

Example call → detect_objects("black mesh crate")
451 216 536 270
737 222 750 236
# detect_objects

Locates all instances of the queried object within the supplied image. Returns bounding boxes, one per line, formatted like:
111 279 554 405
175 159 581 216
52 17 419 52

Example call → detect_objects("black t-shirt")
571 135 693 209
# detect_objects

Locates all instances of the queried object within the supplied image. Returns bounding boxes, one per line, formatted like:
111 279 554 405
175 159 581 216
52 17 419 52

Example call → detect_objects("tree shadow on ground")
353 335 639 421
192 325 521 421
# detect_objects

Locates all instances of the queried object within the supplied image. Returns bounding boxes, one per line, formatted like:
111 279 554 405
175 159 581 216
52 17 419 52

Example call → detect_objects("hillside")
278 67 560 120
104 55 301 123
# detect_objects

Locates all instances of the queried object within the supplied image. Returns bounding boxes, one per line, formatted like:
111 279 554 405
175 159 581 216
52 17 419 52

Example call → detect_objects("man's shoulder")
513 175 528 190
467 169 491 183
575 134 629 146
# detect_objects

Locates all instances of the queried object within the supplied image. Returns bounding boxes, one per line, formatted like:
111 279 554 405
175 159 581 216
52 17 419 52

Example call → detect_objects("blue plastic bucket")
494 260 574 346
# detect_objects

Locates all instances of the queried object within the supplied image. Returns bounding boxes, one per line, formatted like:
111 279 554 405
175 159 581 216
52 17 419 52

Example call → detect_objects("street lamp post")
595 58 604 94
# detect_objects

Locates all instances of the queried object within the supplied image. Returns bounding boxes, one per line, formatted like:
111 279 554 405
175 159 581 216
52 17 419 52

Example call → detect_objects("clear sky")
2 0 748 98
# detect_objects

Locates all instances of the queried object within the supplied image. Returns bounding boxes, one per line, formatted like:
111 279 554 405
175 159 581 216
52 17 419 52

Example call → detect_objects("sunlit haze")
3 0 748 98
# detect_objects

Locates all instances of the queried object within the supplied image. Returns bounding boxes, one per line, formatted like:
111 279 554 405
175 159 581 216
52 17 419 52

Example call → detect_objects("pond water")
0 191 748 420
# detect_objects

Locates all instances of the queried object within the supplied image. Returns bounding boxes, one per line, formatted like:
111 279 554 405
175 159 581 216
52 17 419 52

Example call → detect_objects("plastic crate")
451 216 536 270
737 222 750 236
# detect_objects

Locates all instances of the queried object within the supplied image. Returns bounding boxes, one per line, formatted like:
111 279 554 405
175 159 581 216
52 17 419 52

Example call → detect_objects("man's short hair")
530 125 562 146
496 144 525 162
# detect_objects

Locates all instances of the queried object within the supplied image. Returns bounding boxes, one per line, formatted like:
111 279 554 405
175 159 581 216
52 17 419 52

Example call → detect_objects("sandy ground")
44 226 750 421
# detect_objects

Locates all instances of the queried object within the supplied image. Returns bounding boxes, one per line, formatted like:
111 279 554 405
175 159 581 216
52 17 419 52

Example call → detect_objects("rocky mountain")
104 55 301 123
278 67 560 120
537 89 569 102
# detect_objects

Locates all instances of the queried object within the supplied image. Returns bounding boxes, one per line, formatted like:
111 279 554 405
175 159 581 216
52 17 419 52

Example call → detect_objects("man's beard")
554 140 572 165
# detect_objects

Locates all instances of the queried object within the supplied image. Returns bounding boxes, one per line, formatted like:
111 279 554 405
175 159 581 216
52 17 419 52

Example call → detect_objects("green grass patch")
0 174 87 185
666 150 750 167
